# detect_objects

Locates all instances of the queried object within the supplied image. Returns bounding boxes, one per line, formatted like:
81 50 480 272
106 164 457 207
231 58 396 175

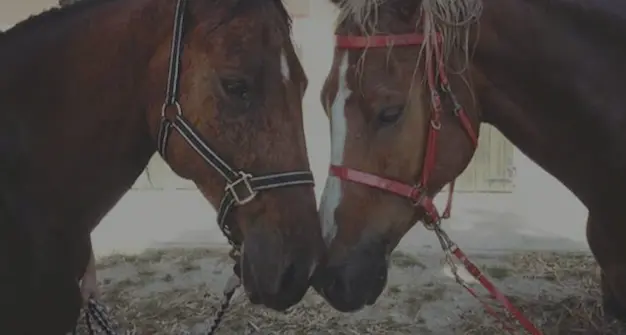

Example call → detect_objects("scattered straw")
77 249 625 334
458 252 626 335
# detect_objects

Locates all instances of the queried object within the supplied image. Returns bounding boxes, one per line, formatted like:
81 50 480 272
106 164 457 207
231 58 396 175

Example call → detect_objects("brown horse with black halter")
313 0 626 326
0 0 324 333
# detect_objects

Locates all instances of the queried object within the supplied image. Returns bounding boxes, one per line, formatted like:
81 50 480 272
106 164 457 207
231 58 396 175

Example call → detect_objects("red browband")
335 33 440 48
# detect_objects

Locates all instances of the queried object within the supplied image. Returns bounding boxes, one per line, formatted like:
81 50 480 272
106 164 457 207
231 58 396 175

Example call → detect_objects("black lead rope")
72 299 117 335
85 299 117 334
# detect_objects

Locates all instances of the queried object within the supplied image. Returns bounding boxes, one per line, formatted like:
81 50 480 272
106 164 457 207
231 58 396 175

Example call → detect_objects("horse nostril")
279 261 298 291
329 272 348 295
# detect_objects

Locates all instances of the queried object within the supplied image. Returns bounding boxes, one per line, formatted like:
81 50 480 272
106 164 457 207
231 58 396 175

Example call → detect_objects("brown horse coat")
0 0 322 333
313 0 626 322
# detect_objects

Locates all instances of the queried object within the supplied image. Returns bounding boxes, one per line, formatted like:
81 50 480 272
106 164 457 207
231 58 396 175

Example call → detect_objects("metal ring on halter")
422 216 441 231
452 105 463 116
440 82 451 93
410 185 426 207
448 92 463 115
430 119 442 130
431 224 454 250
160 100 182 120
225 171 258 205
229 248 241 260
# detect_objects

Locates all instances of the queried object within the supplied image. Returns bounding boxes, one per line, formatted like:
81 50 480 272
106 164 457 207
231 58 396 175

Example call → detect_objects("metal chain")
72 247 242 335
73 276 240 335
206 274 241 335
73 298 118 335
86 299 118 335
204 248 243 334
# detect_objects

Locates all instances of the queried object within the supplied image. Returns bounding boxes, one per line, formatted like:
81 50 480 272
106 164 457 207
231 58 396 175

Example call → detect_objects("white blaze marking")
320 53 351 245
280 49 291 82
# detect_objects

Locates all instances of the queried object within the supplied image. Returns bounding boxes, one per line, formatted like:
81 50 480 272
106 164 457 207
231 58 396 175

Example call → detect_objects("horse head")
313 0 482 311
143 0 324 311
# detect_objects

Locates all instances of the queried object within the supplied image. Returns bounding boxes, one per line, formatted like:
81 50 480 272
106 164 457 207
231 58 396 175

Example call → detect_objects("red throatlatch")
330 29 541 335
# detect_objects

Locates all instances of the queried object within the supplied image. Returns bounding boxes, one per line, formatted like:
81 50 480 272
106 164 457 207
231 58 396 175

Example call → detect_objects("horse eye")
377 105 404 125
220 78 249 100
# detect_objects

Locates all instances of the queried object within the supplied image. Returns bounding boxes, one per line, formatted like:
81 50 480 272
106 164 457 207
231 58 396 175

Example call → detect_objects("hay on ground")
459 253 626 335
76 249 625 334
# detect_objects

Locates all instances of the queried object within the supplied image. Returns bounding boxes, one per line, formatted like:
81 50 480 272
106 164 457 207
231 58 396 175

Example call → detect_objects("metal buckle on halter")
225 171 258 205
410 184 441 229
410 184 426 207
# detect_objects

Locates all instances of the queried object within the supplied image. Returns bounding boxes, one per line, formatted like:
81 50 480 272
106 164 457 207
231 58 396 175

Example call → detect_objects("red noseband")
328 165 441 221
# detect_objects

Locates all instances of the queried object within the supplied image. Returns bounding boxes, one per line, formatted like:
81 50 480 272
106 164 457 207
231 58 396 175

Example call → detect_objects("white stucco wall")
291 1 339 200
512 149 588 239
0 0 58 27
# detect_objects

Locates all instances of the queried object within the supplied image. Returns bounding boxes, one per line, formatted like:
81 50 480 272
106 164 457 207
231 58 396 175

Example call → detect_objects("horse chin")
237 230 316 311
366 290 381 305
311 252 389 313
313 275 386 312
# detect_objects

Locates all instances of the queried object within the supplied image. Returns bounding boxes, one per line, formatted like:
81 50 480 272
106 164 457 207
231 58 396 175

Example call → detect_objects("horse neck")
472 0 626 208
0 0 174 225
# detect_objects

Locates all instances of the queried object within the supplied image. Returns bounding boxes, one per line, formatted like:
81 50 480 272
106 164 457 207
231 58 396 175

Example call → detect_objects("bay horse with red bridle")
312 0 626 327
0 0 324 333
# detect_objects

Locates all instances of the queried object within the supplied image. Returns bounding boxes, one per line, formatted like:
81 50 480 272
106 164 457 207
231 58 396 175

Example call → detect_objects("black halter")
156 0 315 248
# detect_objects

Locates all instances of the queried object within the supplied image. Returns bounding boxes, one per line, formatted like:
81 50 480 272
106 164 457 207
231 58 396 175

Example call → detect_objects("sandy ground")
83 190 609 334
78 247 625 335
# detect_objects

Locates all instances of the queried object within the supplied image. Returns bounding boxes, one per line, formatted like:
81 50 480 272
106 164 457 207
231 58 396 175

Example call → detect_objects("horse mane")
334 0 482 55
0 0 292 44
333 0 482 97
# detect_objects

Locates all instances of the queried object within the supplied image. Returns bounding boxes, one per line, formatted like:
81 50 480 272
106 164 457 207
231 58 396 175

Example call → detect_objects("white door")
451 124 515 192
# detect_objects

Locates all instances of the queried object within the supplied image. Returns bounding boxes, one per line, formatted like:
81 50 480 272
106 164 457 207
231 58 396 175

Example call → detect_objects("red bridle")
331 33 543 335
331 32 478 224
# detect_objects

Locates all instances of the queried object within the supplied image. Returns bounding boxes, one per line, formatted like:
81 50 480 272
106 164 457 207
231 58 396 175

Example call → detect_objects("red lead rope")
330 164 543 335
332 30 543 334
